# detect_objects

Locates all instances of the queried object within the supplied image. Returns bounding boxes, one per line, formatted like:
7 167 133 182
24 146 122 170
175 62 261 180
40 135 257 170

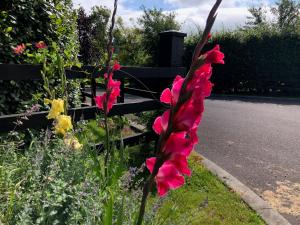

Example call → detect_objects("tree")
77 6 110 64
272 0 300 33
113 18 151 66
245 5 267 28
77 7 92 64
138 7 180 66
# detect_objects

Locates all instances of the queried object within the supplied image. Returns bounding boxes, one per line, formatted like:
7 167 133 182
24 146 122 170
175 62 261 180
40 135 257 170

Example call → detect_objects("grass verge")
149 152 266 225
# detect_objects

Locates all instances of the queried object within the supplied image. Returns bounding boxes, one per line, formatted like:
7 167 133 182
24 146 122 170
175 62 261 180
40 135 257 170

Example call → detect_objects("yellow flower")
46 98 64 119
64 136 83 150
54 115 73 136
44 98 52 105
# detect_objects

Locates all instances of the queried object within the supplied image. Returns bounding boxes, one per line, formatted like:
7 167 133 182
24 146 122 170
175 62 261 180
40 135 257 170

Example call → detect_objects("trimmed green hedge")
184 30 300 97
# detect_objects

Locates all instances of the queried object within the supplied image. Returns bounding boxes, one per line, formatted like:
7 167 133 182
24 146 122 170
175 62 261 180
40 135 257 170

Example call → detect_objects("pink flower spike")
204 44 225 64
160 88 172 104
13 43 26 55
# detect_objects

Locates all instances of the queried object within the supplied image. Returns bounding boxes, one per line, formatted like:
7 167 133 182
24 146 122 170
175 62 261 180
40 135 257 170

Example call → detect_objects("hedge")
184 30 300 97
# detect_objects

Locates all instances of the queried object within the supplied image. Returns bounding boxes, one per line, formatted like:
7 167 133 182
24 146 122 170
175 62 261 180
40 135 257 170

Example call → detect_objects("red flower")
146 158 185 196
163 131 195 157
147 44 224 197
112 61 121 71
160 75 184 105
94 63 121 114
152 110 170 135
12 43 26 55
204 45 225 64
35 41 47 49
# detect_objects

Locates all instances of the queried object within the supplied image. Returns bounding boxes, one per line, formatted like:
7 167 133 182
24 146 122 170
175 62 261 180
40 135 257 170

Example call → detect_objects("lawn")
149 153 266 225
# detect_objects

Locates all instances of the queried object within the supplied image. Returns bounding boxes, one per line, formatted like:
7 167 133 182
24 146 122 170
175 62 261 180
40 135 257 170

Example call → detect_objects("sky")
72 0 276 33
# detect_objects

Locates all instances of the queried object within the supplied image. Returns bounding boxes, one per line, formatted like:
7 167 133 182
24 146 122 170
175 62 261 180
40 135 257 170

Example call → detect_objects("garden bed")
0 131 265 225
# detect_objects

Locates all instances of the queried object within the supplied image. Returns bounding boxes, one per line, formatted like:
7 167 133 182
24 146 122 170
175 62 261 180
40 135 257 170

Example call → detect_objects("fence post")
158 30 187 67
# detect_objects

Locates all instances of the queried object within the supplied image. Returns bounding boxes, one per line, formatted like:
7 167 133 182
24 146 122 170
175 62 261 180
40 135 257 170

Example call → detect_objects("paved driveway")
195 97 300 224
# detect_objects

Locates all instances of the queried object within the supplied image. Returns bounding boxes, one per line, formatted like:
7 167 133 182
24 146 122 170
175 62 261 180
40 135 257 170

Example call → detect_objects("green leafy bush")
184 27 300 96
0 130 144 225
0 0 81 115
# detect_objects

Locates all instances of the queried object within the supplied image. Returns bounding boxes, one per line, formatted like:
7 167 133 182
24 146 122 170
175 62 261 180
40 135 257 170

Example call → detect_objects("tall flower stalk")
94 0 121 177
136 0 223 224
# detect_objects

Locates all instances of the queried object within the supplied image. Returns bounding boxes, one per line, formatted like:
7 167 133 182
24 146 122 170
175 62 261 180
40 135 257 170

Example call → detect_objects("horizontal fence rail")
0 100 162 132
0 64 186 80
95 131 157 152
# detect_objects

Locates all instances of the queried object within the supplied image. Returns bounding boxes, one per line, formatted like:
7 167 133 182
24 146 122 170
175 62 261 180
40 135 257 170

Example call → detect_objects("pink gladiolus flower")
94 62 121 114
147 43 224 197
160 75 184 105
204 45 225 64
146 158 185 196
35 41 47 49
163 131 195 156
172 99 204 131
13 43 26 55
152 110 170 134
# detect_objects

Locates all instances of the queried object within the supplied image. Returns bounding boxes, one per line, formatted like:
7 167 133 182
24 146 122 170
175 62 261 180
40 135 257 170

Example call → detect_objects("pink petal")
161 110 170 132
164 131 194 157
204 44 225 64
146 157 156 173
169 155 191 176
95 95 105 110
157 181 169 196
167 172 185 189
113 62 121 71
153 116 162 134
160 88 172 104
156 162 185 196
171 76 184 104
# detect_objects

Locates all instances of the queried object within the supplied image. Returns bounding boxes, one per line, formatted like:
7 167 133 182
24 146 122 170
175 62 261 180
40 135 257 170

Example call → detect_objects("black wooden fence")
0 31 187 147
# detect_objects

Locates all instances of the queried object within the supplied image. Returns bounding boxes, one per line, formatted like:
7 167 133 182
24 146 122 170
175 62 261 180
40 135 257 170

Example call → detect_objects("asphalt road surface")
195 97 300 225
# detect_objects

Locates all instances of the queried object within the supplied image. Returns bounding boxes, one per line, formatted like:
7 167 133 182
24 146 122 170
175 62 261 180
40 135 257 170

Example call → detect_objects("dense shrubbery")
0 0 81 115
0 130 147 224
185 28 300 96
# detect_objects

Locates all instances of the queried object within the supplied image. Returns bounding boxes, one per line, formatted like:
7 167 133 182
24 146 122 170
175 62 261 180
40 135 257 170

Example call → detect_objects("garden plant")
0 0 268 224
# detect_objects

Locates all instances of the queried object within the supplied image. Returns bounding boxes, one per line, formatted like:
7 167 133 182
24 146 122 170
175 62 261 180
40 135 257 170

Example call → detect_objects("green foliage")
0 130 143 225
0 0 81 115
138 7 180 66
114 21 151 66
77 6 110 65
184 15 300 96
271 0 300 33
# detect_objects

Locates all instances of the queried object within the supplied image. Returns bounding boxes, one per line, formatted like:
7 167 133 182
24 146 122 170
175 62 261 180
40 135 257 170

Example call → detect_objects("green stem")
104 108 110 177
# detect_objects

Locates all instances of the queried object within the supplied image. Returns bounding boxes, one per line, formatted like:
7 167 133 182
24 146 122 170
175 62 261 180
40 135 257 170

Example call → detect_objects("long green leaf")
103 190 114 225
